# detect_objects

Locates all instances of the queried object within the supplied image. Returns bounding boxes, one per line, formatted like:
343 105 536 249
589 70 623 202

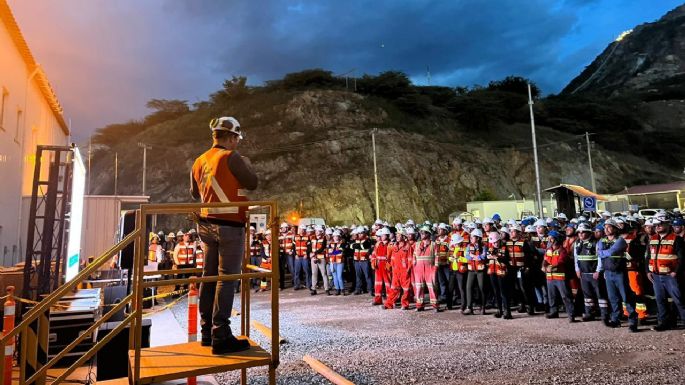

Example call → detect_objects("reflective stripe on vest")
649 233 679 274
192 148 248 223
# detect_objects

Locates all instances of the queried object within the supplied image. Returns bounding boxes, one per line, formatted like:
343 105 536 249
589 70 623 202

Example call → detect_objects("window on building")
0 87 8 131
14 109 22 144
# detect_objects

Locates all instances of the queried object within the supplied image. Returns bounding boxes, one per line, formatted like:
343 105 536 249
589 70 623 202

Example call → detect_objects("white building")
0 0 70 266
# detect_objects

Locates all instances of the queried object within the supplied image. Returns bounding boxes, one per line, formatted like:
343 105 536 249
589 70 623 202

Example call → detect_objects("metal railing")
0 201 280 385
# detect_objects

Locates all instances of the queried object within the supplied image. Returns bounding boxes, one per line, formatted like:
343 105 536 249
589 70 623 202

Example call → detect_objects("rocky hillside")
563 4 685 98
87 5 685 224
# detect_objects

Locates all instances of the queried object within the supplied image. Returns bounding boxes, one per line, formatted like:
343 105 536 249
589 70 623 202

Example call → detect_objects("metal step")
128 338 270 385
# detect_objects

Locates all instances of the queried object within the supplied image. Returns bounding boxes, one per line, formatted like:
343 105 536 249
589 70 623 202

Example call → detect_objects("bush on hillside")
488 76 540 98
357 71 414 99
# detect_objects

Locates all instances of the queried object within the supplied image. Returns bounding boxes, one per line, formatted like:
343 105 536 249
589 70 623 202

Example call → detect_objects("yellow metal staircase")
1 201 281 385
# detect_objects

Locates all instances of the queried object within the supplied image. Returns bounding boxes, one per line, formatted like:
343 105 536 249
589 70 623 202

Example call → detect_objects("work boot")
310 289 317 296
494 312 502 319
629 324 639 333
353 291 361 295
201 335 212 347
462 308 472 315
527 308 535 316
434 306 443 313
651 323 669 332
401 306 410 310
326 289 332 296
545 313 559 319
582 314 595 322
604 320 620 328
335 290 341 296
503 312 513 320
212 336 250 355
416 306 425 312
568 317 576 323
517 305 527 314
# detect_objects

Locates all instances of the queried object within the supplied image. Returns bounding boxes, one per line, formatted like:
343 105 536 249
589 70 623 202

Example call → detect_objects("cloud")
7 0 678 140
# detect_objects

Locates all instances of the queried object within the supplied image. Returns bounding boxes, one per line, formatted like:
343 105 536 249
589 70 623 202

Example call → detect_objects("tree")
143 99 190 125
487 76 540 98
473 189 497 201
357 71 413 99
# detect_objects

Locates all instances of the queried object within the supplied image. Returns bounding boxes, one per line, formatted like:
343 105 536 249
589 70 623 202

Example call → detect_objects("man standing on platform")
190 116 258 354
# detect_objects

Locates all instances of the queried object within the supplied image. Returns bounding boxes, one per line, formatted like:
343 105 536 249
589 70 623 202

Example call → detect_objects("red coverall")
371 241 392 305
413 240 438 309
385 241 412 309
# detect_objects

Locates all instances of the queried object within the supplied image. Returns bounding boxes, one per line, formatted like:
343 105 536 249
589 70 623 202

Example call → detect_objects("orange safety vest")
327 242 344 263
176 241 196 266
294 235 308 257
544 248 565 280
487 246 508 277
311 238 326 259
279 233 294 255
414 241 434 264
466 245 486 271
648 232 679 275
506 240 526 268
353 240 371 261
434 236 450 265
262 240 271 259
192 147 248 223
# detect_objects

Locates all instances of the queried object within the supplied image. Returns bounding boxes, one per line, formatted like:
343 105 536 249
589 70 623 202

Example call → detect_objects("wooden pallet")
128 337 270 385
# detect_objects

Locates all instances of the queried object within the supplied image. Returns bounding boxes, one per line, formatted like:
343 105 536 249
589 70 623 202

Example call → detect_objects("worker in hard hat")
507 225 536 315
351 227 373 295
370 227 392 305
487 231 512 319
278 222 295 290
574 222 609 322
543 231 575 322
434 223 451 305
257 230 272 292
413 225 441 312
385 228 412 309
190 116 258 354
464 229 487 315
249 226 263 290
328 230 347 295
292 226 311 290
309 225 330 295
173 230 197 293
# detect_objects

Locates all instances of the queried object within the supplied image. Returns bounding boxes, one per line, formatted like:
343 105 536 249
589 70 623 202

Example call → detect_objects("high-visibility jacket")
506 239 527 268
544 247 567 280
195 246 205 270
250 238 262 258
352 239 372 261
389 243 412 270
310 237 326 259
278 233 295 256
175 241 196 266
487 245 509 276
327 242 345 263
192 147 248 223
293 235 309 258
575 239 598 273
413 240 435 264
465 244 487 271
371 242 390 262
262 240 271 259
434 236 450 265
648 232 679 275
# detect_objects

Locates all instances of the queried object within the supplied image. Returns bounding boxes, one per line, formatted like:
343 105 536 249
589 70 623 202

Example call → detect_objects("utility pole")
138 142 153 195
114 152 118 196
87 137 92 195
372 128 380 220
585 132 597 192
528 84 544 218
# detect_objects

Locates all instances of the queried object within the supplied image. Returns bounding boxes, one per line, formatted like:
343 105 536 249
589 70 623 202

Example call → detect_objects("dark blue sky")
9 0 682 140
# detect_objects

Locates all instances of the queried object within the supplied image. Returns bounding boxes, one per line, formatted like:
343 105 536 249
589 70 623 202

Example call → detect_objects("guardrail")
0 201 280 385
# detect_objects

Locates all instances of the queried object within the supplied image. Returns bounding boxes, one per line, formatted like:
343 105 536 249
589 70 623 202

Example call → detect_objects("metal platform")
128 338 270 385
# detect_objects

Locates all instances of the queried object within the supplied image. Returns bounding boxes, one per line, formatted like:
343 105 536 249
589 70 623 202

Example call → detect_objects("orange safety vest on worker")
434 235 450 266
544 247 566 281
191 147 248 223
506 240 526 268
262 239 271 259
174 241 196 266
195 245 205 270
648 232 679 275
279 233 295 256
353 240 371 261
310 237 326 260
294 235 308 258
466 245 486 272
250 237 262 258
327 242 345 263
487 245 508 277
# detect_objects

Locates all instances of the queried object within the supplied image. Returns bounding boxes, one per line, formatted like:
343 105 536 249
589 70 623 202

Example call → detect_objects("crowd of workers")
146 209 685 333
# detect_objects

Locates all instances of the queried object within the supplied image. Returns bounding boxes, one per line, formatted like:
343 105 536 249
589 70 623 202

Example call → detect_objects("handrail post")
133 208 145 385
269 202 280 385
240 214 250 385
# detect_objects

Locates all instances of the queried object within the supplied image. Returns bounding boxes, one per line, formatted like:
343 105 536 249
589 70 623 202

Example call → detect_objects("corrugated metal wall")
81 196 121 260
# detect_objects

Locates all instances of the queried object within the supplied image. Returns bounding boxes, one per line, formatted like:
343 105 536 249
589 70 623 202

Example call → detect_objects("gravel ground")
167 288 685 385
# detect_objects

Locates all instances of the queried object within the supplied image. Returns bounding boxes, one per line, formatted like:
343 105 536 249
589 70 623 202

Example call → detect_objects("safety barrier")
0 200 280 385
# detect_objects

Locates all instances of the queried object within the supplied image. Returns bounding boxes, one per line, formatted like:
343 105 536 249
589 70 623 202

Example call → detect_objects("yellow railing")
0 201 280 385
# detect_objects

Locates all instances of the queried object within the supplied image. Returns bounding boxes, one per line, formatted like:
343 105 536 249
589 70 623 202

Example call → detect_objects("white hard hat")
534 219 547 228
168 232 176 238
524 225 536 233
356 226 366 233
545 217 553 224
470 229 483 238
570 218 578 224
507 219 517 226
438 223 449 231
376 227 391 237
488 232 501 243
406 227 416 235
314 225 324 232
265 229 271 235
604 219 619 228
652 213 670 225
325 228 333 235
601 211 612 218
176 230 185 237
280 222 289 228
453 218 463 225
499 226 510 235
209 116 243 139
306 226 314 232
474 218 482 225
332 230 341 237
450 234 464 246
374 219 383 225
467 222 477 230
406 219 415 226
509 225 522 233
483 217 494 225
556 213 568 220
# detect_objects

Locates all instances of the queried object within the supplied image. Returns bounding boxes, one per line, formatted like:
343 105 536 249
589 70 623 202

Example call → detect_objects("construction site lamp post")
585 132 597 192
138 142 153 196
372 128 380 220
528 83 544 218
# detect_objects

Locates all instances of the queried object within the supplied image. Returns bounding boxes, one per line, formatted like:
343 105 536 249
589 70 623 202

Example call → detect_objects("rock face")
563 4 685 96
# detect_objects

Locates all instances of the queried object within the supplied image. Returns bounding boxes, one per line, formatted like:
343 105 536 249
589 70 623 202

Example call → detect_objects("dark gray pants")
198 223 244 343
